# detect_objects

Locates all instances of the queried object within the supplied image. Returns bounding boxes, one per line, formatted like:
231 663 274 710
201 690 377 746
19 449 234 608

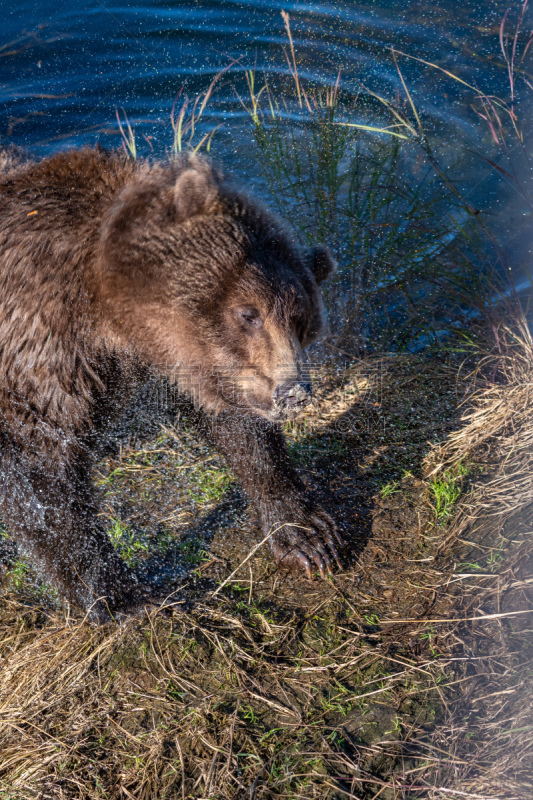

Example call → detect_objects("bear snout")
273 380 313 415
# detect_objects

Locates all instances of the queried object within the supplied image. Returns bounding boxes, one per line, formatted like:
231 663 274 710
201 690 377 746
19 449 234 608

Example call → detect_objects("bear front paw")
264 497 343 579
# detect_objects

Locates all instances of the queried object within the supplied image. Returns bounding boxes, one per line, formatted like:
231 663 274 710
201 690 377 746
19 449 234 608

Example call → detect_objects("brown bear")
0 146 342 622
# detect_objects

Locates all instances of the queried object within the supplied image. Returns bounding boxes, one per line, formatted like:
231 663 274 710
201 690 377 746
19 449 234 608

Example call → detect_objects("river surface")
0 2 522 154
1 0 532 273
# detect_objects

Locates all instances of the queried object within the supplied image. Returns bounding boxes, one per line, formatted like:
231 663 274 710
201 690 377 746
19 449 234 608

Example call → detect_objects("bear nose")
273 380 313 410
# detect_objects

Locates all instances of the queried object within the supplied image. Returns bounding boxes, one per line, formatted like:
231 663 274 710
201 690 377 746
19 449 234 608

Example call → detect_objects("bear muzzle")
272 380 313 417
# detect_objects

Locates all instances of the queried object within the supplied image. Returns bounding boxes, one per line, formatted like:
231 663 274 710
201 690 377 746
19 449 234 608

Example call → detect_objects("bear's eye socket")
237 307 262 329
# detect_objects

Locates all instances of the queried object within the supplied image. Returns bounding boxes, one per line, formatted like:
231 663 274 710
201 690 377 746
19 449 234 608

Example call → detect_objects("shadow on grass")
137 487 249 592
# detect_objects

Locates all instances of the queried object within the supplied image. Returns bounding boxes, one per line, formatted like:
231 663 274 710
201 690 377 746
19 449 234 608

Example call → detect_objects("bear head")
97 157 335 422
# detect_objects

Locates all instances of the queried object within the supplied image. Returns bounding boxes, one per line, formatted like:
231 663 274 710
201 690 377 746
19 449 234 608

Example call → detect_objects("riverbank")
1 318 532 799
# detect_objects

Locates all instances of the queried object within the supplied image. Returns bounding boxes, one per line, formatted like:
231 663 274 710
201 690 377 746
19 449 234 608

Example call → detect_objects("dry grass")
0 597 448 799
416 309 533 799
428 315 533 527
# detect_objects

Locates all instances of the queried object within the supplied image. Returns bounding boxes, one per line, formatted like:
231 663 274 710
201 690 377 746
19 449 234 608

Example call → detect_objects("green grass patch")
380 480 401 498
174 537 209 568
186 464 234 505
429 462 468 520
108 518 149 567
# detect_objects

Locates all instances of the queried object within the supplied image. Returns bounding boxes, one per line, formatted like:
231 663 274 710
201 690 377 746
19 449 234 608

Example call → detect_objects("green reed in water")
239 8 533 352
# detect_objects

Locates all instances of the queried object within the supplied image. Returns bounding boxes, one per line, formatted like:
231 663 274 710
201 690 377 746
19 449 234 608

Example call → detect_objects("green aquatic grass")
239 17 508 352
250 103 496 349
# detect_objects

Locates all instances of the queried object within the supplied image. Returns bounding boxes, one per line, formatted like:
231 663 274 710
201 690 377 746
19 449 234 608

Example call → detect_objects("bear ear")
309 245 336 285
173 162 219 222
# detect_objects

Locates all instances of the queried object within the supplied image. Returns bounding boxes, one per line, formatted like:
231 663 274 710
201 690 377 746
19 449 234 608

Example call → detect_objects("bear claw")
266 501 343 579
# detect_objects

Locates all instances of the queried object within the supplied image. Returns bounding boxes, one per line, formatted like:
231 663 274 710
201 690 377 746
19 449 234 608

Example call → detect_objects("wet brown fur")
0 147 340 621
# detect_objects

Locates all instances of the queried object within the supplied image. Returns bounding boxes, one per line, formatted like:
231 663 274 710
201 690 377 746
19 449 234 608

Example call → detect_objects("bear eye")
237 307 262 329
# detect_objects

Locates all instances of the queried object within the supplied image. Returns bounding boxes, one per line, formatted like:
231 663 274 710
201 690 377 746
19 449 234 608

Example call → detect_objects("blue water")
1 1 517 159
2 0 532 278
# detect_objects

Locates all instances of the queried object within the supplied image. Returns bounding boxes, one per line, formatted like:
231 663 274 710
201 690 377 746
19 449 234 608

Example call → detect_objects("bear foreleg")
208 409 343 578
